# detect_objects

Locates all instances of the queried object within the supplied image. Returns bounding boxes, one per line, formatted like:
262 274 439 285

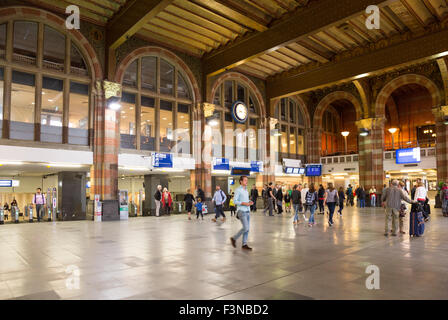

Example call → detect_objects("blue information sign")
0 180 13 188
284 167 305 175
152 153 173 168
213 158 230 171
396 147 421 164
250 161 263 173
305 165 322 177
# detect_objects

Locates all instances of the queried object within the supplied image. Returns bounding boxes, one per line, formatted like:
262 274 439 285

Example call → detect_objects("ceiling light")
341 131 350 137
119 166 149 171
46 163 84 168
400 169 423 173
388 128 398 134
208 120 219 127
0 161 24 165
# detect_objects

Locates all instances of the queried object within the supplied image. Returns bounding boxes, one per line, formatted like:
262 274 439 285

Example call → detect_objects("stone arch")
209 72 266 118
0 6 103 80
115 46 202 103
375 74 442 118
313 91 362 128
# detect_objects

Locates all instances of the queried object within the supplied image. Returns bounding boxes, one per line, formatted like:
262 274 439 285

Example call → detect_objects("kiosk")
119 190 129 220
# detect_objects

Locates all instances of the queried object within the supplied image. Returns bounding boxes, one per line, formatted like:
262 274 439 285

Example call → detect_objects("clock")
231 101 248 124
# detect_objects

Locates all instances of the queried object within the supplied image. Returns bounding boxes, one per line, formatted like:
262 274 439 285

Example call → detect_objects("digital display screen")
284 167 305 175
0 180 13 188
231 168 251 176
306 165 322 177
396 147 421 164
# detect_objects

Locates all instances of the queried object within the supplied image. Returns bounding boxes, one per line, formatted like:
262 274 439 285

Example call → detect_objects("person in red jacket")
162 187 173 216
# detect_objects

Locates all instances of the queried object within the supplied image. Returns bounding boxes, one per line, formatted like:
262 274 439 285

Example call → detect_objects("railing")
383 139 435 151
384 146 436 160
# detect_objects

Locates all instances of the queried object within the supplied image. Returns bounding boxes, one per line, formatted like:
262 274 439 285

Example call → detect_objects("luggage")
410 205 425 237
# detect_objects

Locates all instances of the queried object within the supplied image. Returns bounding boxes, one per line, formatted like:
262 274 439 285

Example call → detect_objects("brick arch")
313 91 362 128
375 74 442 118
115 46 201 103
209 72 266 118
271 95 311 128
0 6 103 80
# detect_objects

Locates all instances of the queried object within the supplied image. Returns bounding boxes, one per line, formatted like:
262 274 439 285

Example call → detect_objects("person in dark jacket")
318 185 325 214
338 187 346 216
196 186 205 202
346 185 354 207
358 186 366 208
250 185 259 212
275 185 283 214
184 189 195 220
292 184 302 224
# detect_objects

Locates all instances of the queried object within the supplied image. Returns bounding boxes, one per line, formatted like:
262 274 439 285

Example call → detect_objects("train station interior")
1 0 448 301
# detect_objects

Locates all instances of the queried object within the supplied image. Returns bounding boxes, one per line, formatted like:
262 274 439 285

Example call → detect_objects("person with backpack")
212 185 227 223
338 187 346 216
325 183 339 227
32 188 46 222
292 184 303 225
442 183 448 217
317 185 325 214
346 184 354 207
304 184 318 227
301 183 309 221
154 185 162 217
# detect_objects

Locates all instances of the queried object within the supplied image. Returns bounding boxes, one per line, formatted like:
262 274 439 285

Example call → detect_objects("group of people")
153 185 174 217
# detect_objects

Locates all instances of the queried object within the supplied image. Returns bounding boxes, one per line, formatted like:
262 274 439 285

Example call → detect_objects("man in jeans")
32 188 46 222
212 185 227 223
154 185 162 217
230 176 253 251
382 180 416 236
263 182 275 216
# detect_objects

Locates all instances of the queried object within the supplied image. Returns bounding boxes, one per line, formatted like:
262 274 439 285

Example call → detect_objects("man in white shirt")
301 183 309 221
32 188 46 222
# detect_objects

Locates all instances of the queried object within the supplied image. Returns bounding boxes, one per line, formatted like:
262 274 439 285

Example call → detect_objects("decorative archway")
375 74 442 118
115 46 202 103
0 6 103 80
313 91 362 128
209 72 266 118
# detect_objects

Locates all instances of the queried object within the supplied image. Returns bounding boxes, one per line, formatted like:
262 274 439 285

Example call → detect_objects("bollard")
0 208 4 225
29 206 33 223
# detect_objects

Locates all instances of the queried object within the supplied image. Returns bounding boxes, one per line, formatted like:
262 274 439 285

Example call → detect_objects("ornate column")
433 106 448 183
356 117 386 193
264 117 278 184
90 81 121 201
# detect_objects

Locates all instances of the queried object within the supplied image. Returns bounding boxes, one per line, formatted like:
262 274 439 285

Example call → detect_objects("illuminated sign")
305 165 322 177
396 147 421 164
152 153 173 168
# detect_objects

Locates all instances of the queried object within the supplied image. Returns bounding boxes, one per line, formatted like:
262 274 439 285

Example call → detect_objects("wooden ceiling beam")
203 0 388 76
267 26 448 99
107 0 174 50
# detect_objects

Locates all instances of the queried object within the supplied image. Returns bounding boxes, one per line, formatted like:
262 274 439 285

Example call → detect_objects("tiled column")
307 127 323 185
90 81 120 201
265 117 277 184
356 118 386 194
433 106 448 183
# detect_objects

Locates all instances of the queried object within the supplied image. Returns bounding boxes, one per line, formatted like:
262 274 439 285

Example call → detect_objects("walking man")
212 185 227 222
32 188 46 222
263 182 276 216
230 176 254 251
250 185 259 212
382 180 416 236
154 185 162 217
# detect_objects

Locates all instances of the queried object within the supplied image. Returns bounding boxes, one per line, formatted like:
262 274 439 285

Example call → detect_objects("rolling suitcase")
410 206 425 237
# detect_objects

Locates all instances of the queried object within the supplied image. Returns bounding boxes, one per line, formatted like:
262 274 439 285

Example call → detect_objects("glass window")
41 77 63 143
236 123 246 161
224 112 234 159
141 96 155 151
0 68 3 137
177 73 190 100
289 126 296 155
237 85 245 102
69 82 89 145
70 43 87 76
123 60 137 88
289 99 295 123
206 111 221 157
248 120 257 161
280 125 288 153
160 100 173 152
13 21 38 65
43 26 65 72
0 24 6 59
224 81 233 110
11 71 35 140
297 108 305 126
298 129 305 155
160 59 174 96
120 92 136 149
213 86 221 105
175 104 190 154
281 99 286 121
249 95 256 113
141 56 156 91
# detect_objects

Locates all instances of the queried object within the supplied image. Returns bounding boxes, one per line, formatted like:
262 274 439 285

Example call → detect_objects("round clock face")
232 102 248 123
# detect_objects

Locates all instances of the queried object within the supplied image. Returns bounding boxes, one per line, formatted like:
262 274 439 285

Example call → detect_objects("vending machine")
119 190 129 220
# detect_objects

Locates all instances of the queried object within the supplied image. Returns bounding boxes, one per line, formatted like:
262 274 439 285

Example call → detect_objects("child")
195 198 204 220
229 194 236 217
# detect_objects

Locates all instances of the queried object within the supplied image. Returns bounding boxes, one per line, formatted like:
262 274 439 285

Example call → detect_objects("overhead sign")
231 101 248 124
213 158 230 171
306 165 322 177
396 147 421 164
284 167 305 175
231 167 251 176
250 161 263 173
152 153 173 168
0 180 13 188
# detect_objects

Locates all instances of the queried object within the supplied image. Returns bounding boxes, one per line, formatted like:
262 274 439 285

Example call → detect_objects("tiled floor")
1 206 448 300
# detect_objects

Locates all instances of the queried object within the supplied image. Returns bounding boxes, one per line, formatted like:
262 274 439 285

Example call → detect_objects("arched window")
209 79 260 161
0 20 90 145
322 109 340 156
120 56 193 154
275 97 306 158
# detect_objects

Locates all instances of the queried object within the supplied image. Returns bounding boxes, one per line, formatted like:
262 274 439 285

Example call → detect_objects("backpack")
305 191 315 206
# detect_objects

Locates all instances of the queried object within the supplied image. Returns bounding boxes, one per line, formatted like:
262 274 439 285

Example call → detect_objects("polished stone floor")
1 206 447 300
